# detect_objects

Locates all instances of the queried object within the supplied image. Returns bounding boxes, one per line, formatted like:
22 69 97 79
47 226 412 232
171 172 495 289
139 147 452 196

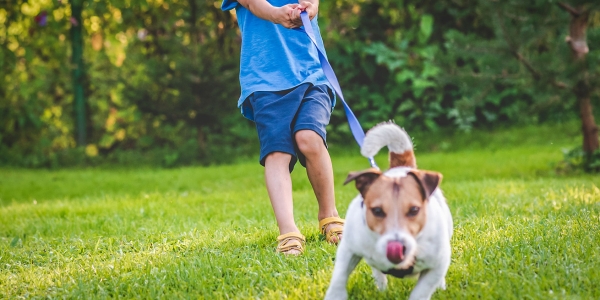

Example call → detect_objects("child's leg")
295 130 342 243
293 84 343 243
249 86 312 254
295 130 339 221
264 151 300 236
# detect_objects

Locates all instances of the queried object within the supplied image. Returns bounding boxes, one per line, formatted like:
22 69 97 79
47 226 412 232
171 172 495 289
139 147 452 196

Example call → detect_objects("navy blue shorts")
246 83 333 172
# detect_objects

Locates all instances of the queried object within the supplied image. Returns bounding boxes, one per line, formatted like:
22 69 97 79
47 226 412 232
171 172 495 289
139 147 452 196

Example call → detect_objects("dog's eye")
371 207 386 218
407 206 420 217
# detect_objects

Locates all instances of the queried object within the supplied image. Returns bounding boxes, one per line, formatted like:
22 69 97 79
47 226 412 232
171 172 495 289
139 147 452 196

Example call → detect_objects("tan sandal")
319 217 345 244
276 232 305 255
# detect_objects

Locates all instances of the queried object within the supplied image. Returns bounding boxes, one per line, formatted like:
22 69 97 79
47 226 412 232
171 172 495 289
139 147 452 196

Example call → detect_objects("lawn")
1 122 599 299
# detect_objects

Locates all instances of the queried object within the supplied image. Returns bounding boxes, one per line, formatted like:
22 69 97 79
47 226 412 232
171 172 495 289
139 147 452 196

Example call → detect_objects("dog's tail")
360 121 416 169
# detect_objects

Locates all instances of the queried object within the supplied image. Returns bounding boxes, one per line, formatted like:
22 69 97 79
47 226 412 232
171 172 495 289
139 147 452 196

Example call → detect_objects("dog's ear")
344 168 382 197
408 170 442 200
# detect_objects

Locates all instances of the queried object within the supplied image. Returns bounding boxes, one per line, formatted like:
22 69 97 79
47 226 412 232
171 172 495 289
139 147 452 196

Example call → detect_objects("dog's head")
344 167 442 268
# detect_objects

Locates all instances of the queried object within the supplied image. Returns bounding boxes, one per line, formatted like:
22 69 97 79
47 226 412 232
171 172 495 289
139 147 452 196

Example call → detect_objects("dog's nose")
386 241 405 264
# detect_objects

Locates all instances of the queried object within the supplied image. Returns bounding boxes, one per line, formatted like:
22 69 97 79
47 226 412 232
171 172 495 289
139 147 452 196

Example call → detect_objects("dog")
325 122 453 300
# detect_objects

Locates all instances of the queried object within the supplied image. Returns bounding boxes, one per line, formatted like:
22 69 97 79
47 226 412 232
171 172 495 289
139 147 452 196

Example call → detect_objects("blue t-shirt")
222 0 333 120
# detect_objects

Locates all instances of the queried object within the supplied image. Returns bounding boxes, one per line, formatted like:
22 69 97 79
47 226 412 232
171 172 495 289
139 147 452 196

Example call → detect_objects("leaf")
99 134 116 149
422 62 440 78
419 14 434 42
396 70 416 83
424 119 438 131
412 78 435 97
398 100 415 112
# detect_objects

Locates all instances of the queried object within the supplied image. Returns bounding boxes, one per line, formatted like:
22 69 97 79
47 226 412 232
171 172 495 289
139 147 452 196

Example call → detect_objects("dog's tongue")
386 241 404 264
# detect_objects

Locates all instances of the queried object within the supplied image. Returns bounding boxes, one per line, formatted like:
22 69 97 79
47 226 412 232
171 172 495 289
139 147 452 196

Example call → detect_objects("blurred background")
0 0 599 168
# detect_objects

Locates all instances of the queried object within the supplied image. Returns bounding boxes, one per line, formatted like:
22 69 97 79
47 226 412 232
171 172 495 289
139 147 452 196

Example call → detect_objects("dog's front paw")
324 289 348 300
371 268 388 291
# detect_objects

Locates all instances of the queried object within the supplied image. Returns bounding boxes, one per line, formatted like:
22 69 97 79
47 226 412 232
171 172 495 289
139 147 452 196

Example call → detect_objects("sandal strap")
319 217 345 235
277 232 306 242
326 226 343 236
276 232 305 254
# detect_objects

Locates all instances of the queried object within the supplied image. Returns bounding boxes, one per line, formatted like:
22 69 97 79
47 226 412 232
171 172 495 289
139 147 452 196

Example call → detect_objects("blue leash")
299 12 378 169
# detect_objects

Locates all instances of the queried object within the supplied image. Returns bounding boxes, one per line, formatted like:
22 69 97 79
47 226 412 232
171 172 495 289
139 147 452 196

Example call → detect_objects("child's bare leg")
295 130 342 242
264 152 300 239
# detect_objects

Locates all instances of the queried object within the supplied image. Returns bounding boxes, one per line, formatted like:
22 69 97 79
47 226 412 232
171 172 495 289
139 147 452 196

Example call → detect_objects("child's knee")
295 130 324 156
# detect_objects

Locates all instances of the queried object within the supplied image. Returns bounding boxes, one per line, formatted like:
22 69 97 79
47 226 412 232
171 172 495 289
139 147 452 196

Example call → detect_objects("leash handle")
299 12 378 169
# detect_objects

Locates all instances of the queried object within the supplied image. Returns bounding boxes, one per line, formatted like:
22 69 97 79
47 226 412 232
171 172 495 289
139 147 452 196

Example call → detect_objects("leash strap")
299 12 378 169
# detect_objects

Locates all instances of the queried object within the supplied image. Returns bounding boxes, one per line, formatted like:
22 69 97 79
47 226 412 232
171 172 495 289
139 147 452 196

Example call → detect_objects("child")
221 0 344 255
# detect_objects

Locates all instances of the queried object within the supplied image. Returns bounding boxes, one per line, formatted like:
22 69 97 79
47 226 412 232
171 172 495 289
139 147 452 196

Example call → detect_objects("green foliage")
439 1 568 129
319 1 447 134
319 0 600 134
558 146 600 173
1 0 599 167
0 0 246 167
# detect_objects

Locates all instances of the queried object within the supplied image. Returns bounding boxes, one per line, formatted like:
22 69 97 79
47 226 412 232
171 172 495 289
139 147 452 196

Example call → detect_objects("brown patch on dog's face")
363 175 428 236
389 150 417 169
346 169 442 237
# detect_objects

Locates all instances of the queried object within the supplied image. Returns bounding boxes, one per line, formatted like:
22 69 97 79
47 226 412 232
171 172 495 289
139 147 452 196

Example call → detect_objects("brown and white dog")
325 122 453 300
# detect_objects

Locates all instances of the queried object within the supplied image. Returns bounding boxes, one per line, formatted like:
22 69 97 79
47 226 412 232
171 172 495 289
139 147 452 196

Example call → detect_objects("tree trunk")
71 0 86 146
579 92 598 154
560 3 599 160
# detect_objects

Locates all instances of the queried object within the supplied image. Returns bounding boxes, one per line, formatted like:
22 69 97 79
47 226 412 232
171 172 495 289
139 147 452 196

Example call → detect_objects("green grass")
1 122 599 299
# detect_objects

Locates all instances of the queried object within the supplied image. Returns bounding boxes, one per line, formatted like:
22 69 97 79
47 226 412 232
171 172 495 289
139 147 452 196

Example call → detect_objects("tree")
71 0 86 146
558 2 599 166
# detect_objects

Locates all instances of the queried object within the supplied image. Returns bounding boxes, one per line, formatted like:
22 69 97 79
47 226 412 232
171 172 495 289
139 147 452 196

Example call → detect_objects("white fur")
325 129 453 300
360 122 413 158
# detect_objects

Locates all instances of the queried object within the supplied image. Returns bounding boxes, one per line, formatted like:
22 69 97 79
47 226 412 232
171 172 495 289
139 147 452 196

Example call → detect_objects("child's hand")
296 1 318 20
287 1 317 27
270 4 302 28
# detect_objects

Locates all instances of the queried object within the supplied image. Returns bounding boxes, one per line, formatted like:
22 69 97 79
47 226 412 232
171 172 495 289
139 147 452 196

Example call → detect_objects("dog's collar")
382 266 414 278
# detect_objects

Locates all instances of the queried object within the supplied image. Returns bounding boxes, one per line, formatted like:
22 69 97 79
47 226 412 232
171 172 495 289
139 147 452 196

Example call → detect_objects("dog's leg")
371 267 388 291
408 269 446 300
324 247 361 300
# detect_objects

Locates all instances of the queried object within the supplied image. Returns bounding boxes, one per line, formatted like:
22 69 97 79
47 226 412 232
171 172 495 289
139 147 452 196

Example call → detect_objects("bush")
558 146 600 174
